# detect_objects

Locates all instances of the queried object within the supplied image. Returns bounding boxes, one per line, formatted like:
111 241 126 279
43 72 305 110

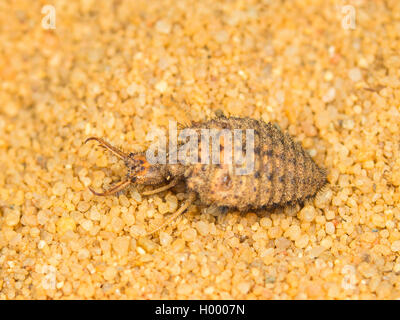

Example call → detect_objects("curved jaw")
84 137 129 160
88 179 131 196
85 137 132 196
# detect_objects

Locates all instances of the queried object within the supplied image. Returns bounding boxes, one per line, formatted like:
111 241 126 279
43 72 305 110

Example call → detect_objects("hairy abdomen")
183 117 327 211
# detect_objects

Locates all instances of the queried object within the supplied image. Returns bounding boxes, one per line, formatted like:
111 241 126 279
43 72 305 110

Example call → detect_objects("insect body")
85 117 327 235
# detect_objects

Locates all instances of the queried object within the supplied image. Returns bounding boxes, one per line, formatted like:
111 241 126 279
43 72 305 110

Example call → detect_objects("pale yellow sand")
1 0 400 299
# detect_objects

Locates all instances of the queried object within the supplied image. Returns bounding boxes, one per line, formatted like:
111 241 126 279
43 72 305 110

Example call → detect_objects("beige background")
0 0 399 299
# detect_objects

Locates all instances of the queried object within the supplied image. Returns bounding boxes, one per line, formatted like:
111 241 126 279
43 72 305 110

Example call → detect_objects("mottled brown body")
85 116 327 235
173 117 327 211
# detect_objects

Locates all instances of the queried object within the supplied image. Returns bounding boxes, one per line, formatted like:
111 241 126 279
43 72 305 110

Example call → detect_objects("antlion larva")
84 116 327 236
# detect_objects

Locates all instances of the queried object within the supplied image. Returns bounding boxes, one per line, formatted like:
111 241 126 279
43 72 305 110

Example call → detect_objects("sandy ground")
1 0 400 299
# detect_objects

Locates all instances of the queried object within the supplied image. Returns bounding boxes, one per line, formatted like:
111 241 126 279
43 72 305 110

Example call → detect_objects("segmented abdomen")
184 117 327 211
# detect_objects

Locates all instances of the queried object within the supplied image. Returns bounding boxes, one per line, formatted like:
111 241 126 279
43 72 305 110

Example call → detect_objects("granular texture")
1 0 400 299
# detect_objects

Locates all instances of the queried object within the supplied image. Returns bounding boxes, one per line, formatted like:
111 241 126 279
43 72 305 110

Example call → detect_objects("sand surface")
1 0 400 299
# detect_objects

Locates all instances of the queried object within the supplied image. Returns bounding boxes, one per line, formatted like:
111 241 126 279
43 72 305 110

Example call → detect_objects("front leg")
144 192 197 236
141 178 179 196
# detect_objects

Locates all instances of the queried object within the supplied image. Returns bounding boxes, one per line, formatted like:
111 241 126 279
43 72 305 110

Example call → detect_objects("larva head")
84 137 167 196
125 153 167 185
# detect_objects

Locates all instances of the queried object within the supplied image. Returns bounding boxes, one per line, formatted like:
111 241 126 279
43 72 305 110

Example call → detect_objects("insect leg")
85 137 128 161
142 179 179 196
145 192 196 236
89 179 131 196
